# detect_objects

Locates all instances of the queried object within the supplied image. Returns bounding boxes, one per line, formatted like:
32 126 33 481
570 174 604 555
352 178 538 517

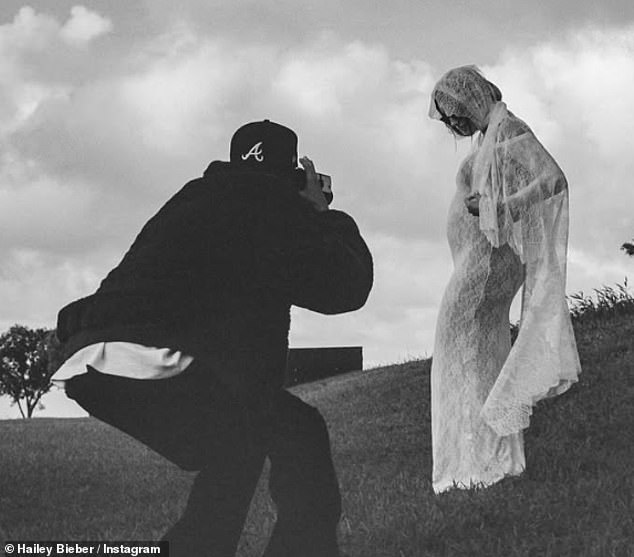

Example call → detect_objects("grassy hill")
1 291 633 556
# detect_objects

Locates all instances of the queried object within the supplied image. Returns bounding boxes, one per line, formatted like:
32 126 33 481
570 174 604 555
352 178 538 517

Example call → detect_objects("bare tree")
0 325 58 418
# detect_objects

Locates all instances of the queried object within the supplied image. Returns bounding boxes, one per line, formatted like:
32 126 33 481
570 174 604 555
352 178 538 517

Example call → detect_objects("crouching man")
51 120 373 557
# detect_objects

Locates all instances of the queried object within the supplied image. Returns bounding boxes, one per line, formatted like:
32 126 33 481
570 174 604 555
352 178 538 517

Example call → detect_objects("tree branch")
15 398 25 419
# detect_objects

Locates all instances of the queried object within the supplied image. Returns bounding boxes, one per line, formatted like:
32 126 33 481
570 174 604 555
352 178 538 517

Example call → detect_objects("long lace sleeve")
473 103 582 436
501 155 566 223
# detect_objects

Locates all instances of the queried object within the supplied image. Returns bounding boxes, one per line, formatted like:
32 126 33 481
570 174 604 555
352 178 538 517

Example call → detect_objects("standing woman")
427 66 581 493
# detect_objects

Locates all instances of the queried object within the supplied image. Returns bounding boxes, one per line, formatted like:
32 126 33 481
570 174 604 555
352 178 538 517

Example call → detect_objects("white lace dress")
431 151 526 493
428 70 581 494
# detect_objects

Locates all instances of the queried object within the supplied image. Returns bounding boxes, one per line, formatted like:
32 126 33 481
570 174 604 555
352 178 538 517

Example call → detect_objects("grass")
1 285 633 556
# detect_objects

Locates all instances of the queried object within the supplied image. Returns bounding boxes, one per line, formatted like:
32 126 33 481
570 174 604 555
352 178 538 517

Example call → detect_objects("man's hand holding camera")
298 156 329 213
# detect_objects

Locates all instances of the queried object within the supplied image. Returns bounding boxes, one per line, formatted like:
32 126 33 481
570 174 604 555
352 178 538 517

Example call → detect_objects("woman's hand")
464 192 481 216
298 156 329 213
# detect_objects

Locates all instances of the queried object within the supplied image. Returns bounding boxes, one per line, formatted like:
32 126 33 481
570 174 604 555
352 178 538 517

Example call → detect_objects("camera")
294 169 333 205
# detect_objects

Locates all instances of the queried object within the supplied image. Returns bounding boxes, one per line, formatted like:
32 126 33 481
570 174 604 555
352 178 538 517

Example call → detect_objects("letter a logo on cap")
241 141 264 162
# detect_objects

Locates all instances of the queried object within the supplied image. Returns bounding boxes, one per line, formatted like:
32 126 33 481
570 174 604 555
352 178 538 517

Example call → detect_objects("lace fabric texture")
428 67 581 492
430 168 527 492
474 102 581 435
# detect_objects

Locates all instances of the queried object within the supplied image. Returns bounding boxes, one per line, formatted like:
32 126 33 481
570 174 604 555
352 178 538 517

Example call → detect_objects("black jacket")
56 161 373 393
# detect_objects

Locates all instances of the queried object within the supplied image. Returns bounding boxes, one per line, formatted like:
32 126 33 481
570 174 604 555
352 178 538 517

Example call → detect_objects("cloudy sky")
1 1 633 417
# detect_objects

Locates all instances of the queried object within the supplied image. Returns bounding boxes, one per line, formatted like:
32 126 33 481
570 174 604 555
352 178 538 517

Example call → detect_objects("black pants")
65 362 341 557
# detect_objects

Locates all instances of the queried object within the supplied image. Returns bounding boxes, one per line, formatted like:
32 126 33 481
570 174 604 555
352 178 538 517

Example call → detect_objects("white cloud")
119 33 276 155
0 5 111 52
0 249 104 331
568 248 631 290
0 174 96 253
60 6 112 45
0 6 59 52
273 39 398 117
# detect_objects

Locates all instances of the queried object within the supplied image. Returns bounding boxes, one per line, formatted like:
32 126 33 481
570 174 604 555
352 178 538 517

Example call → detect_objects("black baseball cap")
230 119 298 170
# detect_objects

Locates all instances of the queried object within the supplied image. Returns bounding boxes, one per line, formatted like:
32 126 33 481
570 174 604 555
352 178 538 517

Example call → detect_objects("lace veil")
429 66 582 435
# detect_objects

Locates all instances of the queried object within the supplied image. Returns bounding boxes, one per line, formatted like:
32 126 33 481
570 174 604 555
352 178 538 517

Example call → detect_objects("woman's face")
446 115 478 137
434 98 479 137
